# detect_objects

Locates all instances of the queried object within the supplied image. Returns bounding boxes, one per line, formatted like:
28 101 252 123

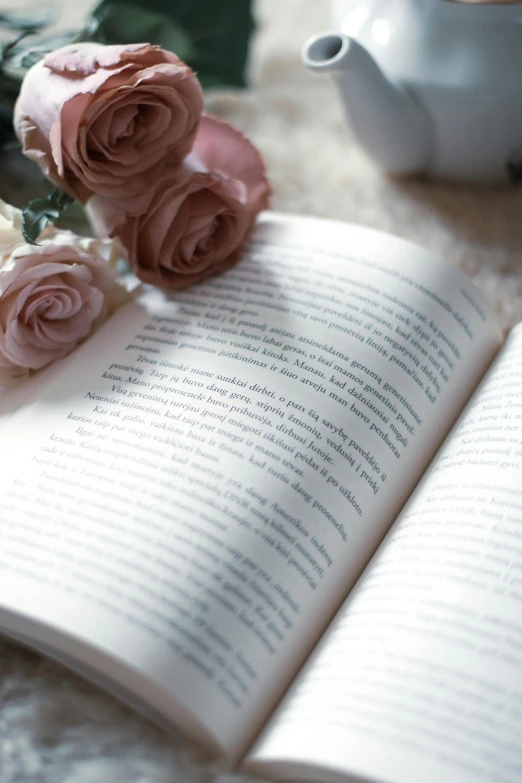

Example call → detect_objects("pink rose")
14 42 203 203
87 114 271 289
0 204 127 374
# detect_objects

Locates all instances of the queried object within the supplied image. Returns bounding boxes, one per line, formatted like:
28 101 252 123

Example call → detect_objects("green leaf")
0 31 32 66
54 200 91 236
80 3 194 62
0 117 16 151
0 5 57 32
84 0 255 89
16 30 78 70
22 189 74 245
0 30 77 107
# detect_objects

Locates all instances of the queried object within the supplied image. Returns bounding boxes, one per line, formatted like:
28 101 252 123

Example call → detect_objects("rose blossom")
0 202 127 375
87 114 270 289
14 42 203 202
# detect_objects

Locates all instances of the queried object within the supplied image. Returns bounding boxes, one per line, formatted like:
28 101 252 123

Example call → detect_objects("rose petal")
44 42 149 75
192 114 271 215
15 43 203 201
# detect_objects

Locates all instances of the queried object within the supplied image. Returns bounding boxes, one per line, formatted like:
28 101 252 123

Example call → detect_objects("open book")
1 212 521 783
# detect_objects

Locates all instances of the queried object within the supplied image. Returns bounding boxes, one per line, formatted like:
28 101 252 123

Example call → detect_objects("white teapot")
302 0 522 183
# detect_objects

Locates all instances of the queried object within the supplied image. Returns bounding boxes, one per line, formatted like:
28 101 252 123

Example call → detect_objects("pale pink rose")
0 214 128 375
14 42 203 202
87 114 271 289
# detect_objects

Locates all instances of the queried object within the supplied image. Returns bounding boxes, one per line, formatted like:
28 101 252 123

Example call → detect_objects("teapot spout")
302 33 432 177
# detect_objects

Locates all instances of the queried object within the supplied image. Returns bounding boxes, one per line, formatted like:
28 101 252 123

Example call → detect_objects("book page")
246 325 522 783
0 213 501 760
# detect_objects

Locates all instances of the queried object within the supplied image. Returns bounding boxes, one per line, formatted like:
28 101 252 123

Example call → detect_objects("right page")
246 326 522 783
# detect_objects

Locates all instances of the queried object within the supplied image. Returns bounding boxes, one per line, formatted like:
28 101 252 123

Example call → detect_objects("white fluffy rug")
2 1 522 781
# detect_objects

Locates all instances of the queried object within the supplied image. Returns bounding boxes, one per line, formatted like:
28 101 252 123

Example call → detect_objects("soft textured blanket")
1 1 522 781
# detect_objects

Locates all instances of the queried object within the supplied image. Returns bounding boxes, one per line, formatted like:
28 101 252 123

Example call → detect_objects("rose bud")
14 42 203 203
0 201 128 375
87 114 271 289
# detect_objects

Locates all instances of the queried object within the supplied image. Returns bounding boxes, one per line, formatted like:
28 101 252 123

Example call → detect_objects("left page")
0 213 501 760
